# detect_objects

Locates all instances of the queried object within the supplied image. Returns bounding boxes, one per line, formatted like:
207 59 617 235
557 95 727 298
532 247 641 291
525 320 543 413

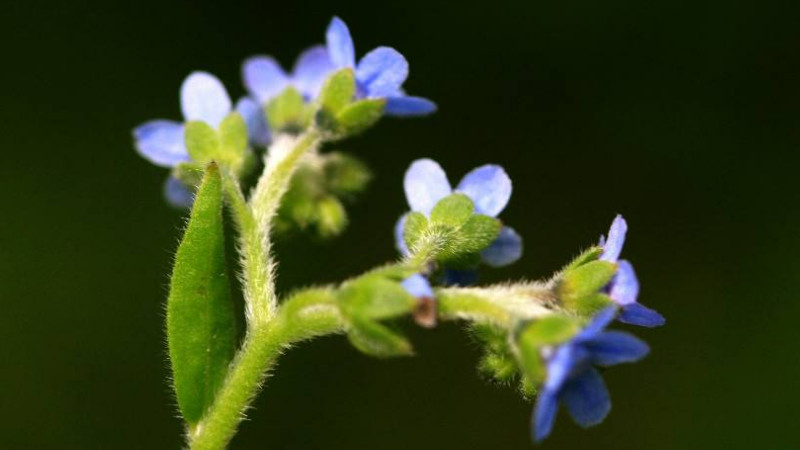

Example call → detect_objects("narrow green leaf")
318 68 355 113
185 121 219 163
430 193 475 227
336 98 385 136
167 164 236 424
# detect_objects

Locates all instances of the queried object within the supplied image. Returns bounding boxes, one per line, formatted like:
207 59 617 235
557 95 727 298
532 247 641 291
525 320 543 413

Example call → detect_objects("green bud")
315 196 348 238
339 275 416 321
324 152 371 196
346 316 413 358
480 352 518 382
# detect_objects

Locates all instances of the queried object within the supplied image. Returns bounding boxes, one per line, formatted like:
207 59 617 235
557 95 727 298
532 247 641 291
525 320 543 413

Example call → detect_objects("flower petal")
235 97 271 147
385 96 437 116
600 215 627 262
609 260 639 306
401 274 434 299
292 45 334 99
180 72 232 127
620 303 666 328
403 158 452 215
455 164 512 217
532 389 560 443
577 306 617 340
356 46 408 97
394 214 409 255
164 176 194 208
586 331 650 366
326 16 356 68
242 56 290 103
561 367 611 428
481 226 522 267
133 120 188 167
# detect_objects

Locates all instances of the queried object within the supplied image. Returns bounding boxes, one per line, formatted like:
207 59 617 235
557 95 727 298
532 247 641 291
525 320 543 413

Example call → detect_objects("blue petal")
402 274 434 299
561 367 611 428
620 303 666 328
356 47 409 97
481 226 522 267
164 176 194 208
394 214 409 255
441 269 478 287
586 331 650 366
133 120 188 167
180 72 232 127
242 56 290 103
577 306 617 340
235 97 271 147
609 260 639 306
403 159 452 215
326 16 356 68
292 45 334 99
600 215 627 262
532 389 560 442
544 345 580 392
385 96 437 116
455 164 512 217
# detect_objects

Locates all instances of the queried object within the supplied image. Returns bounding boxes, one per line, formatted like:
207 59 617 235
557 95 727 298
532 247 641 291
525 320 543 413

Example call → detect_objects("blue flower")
240 46 336 146
134 71 234 206
325 17 436 117
599 216 665 327
395 158 523 269
532 307 650 442
401 273 434 299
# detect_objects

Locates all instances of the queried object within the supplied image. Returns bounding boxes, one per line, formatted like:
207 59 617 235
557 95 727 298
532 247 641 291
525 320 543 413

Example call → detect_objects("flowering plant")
133 16 663 449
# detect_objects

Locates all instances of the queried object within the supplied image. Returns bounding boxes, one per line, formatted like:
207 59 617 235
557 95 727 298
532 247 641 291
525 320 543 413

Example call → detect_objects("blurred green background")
1 0 797 448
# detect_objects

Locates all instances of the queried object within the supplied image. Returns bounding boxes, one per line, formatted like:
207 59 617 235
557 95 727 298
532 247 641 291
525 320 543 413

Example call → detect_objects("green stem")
437 284 558 328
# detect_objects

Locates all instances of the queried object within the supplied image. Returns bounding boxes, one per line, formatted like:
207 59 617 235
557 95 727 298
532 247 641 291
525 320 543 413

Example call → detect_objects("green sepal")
318 68 355 114
457 214 502 253
559 260 617 301
218 112 248 166
166 164 236 424
267 87 310 133
430 193 475 227
574 292 614 316
335 98 385 137
279 287 341 342
562 246 604 272
339 275 417 321
185 121 219 163
479 352 518 383
402 212 429 252
517 316 580 385
346 316 413 358
173 162 204 187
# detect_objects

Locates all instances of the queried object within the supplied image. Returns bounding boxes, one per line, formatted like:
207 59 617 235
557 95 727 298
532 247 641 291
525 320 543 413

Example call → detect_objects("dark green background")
1 0 797 448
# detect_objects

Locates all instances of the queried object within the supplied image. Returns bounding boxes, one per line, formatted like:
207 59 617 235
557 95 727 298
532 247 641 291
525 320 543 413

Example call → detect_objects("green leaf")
430 193 475 227
559 260 617 301
402 212 429 252
166 164 236 424
266 87 309 132
218 112 248 166
346 316 413 358
185 121 219 163
318 68 355 113
336 98 385 136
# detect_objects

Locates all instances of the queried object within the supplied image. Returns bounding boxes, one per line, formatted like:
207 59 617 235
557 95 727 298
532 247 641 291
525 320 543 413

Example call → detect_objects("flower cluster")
133 16 434 207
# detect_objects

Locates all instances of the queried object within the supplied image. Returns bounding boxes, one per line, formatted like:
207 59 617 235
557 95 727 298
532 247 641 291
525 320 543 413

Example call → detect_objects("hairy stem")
437 283 558 327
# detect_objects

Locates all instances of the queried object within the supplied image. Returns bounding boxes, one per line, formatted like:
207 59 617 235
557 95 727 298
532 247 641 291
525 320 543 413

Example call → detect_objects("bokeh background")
2 0 798 448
